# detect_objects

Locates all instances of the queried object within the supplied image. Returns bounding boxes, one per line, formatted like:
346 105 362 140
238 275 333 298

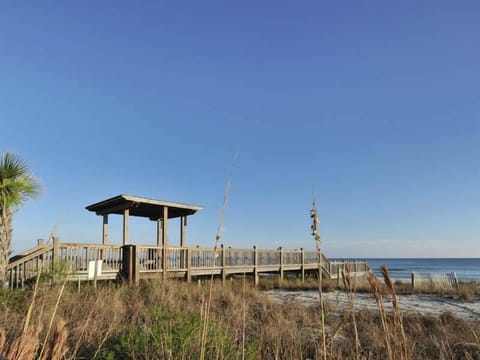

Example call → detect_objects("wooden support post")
156 219 162 247
179 217 186 267
180 216 186 247
122 245 139 285
221 244 226 285
52 236 59 284
102 215 109 244
21 264 25 288
123 209 129 245
186 247 192 283
337 264 341 287
15 266 18 288
9 269 13 290
253 246 259 287
100 215 108 260
300 248 305 283
52 236 59 262
411 272 415 289
279 247 284 280
162 206 169 281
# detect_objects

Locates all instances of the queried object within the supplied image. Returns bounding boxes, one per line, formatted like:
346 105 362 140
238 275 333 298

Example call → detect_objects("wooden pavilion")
85 194 204 247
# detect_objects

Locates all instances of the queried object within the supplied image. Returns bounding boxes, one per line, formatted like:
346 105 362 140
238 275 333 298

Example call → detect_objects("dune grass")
0 275 479 359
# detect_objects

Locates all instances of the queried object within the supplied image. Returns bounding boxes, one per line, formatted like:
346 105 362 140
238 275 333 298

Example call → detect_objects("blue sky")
1 1 479 257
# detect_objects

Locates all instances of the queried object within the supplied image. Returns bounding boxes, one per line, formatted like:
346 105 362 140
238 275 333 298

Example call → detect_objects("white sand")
265 289 480 321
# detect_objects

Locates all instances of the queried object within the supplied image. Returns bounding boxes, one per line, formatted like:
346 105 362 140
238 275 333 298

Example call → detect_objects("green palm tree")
0 152 40 287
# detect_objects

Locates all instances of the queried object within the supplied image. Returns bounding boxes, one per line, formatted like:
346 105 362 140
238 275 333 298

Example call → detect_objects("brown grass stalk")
342 263 361 359
367 271 393 360
381 264 410 359
38 280 66 359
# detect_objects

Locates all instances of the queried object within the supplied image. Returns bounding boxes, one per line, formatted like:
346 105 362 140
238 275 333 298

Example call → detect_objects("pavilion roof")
86 194 204 220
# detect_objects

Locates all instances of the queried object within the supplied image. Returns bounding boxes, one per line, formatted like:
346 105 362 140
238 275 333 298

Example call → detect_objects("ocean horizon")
332 258 480 281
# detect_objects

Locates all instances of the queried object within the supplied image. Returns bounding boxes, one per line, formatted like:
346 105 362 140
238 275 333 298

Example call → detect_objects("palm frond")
0 152 41 210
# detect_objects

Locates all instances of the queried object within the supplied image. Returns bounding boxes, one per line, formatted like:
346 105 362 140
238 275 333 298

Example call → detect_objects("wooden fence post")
300 248 305 283
411 272 415 289
253 246 259 287
221 244 226 285
186 247 192 283
121 245 139 285
279 247 284 280
162 245 168 281
337 263 341 287
52 236 60 284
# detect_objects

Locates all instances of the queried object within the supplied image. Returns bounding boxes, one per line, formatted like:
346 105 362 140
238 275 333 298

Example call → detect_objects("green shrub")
100 305 239 359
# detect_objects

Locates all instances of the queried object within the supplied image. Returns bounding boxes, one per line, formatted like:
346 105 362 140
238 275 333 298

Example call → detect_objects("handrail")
7 245 53 269
8 242 371 288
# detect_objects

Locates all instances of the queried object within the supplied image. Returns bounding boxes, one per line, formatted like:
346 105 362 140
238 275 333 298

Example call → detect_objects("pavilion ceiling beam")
94 202 138 216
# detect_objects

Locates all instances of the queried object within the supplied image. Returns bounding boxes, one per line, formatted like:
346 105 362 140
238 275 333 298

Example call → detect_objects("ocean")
359 258 480 281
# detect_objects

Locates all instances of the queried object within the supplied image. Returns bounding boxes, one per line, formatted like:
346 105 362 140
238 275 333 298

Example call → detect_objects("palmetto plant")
0 152 40 288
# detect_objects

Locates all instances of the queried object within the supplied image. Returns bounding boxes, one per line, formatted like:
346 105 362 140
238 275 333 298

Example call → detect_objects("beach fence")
411 271 459 291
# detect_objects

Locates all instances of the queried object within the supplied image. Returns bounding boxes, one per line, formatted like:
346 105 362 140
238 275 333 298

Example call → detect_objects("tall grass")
0 278 479 359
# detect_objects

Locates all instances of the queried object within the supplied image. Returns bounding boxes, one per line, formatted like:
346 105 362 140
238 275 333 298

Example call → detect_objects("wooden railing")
7 239 123 288
7 245 54 289
58 242 123 273
7 240 370 288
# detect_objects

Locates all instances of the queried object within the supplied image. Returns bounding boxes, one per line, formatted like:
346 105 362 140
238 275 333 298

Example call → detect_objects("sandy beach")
266 289 480 321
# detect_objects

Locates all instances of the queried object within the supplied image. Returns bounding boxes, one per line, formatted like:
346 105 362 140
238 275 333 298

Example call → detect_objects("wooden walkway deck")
7 238 370 289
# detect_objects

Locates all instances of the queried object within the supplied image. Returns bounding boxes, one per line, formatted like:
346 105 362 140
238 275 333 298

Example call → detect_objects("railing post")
221 244 226 285
162 245 168 281
279 247 284 280
121 244 138 285
21 263 25 288
15 266 19 289
52 236 60 284
337 263 341 287
9 268 14 290
300 248 305 283
186 247 192 283
253 246 258 287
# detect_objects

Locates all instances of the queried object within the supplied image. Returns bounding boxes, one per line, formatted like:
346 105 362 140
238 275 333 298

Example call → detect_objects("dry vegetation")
0 275 479 359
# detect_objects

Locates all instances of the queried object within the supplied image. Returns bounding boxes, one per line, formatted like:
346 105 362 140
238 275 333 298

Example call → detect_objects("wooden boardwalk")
7 238 370 289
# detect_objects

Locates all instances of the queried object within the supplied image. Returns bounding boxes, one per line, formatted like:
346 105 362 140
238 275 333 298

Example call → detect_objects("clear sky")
1 1 479 258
